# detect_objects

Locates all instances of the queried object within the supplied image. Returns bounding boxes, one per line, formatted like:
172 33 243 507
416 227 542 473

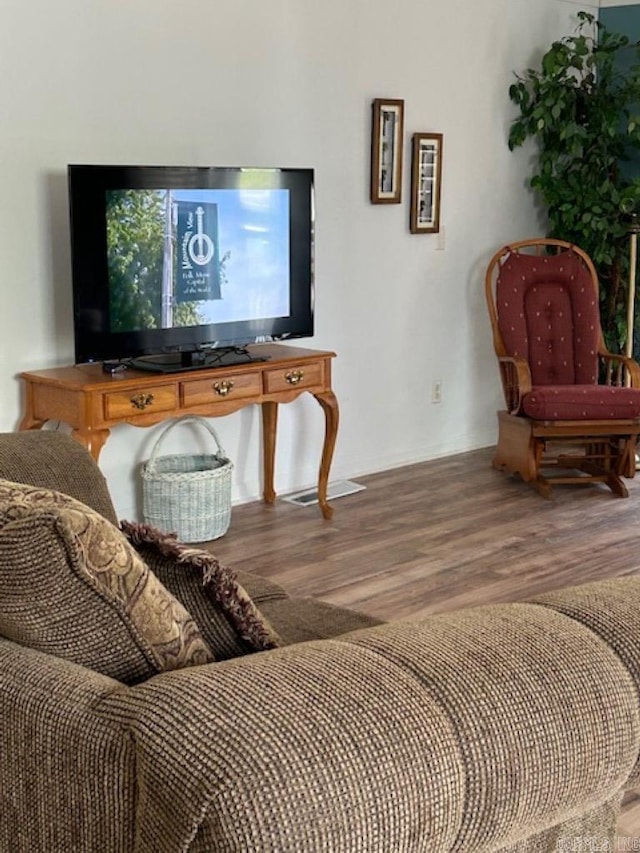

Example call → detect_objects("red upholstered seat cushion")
522 385 640 420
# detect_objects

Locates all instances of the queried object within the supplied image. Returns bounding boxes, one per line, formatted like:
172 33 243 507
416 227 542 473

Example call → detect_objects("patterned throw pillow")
0 479 214 683
121 520 281 657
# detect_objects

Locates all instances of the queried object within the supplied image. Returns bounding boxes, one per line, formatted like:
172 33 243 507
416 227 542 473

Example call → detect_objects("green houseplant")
508 11 640 352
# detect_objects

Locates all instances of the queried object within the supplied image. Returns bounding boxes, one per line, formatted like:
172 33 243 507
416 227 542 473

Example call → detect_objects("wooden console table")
18 343 338 519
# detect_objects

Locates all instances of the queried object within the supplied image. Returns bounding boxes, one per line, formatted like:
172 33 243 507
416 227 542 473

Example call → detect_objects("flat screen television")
68 164 315 371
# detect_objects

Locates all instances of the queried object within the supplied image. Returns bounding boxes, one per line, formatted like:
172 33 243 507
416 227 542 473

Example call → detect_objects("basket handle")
145 416 227 473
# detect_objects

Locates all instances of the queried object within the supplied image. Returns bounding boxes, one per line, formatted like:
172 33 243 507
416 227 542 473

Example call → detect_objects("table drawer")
103 386 177 420
264 362 323 394
181 372 261 407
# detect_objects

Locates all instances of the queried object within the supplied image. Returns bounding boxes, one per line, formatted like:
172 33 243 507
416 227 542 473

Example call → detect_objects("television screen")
68 165 314 370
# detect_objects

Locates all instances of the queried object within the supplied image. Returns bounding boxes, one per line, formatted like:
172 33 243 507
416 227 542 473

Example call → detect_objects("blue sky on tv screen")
172 188 290 324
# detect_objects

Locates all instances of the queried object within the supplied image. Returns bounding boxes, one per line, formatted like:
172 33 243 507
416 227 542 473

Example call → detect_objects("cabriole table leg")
261 401 278 505
313 390 339 520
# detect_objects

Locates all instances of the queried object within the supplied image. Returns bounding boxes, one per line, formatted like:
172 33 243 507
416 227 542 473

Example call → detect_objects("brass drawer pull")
285 370 304 386
130 393 155 410
213 380 235 397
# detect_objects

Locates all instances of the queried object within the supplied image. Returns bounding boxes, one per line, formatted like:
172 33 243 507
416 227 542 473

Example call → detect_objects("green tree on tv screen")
106 189 203 332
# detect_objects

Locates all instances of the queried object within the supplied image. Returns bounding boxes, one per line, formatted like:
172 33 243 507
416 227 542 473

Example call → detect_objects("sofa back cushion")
0 480 214 683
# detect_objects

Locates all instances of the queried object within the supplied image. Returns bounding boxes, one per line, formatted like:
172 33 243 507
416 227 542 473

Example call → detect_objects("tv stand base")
18 343 338 521
130 345 270 374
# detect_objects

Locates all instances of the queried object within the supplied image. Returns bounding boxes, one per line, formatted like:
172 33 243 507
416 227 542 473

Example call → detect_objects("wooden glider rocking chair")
485 238 640 498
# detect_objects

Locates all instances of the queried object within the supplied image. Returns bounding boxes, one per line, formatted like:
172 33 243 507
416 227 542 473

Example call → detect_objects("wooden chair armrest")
598 351 640 388
497 356 532 414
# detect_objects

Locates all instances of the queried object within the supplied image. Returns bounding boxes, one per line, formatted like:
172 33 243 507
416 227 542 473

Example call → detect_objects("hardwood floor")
210 447 640 845
213 447 640 621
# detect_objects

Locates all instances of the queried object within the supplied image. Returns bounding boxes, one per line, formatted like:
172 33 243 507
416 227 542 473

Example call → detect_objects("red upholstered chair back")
495 249 600 386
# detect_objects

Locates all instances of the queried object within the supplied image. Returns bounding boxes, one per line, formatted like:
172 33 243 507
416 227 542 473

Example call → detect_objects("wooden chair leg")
532 476 553 499
580 460 629 498
616 437 637 479
607 472 629 498
492 413 638 498
493 411 538 482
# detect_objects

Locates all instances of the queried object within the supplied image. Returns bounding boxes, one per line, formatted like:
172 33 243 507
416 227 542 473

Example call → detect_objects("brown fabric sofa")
1 430 640 852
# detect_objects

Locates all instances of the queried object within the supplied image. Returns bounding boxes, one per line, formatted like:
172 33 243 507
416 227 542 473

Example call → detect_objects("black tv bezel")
68 164 315 365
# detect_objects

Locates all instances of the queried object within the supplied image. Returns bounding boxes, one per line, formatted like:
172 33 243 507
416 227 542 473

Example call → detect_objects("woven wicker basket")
141 416 233 542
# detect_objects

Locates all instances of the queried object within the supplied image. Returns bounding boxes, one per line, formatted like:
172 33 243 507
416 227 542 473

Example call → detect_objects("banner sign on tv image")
176 202 221 302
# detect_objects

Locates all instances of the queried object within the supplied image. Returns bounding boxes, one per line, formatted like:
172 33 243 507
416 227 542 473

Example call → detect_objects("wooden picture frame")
410 132 443 233
370 98 404 204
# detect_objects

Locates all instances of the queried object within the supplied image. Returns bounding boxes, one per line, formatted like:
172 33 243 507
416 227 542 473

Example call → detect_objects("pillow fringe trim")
120 521 280 652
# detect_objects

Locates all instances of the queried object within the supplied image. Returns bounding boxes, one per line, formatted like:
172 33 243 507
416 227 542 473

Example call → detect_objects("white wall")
0 0 596 519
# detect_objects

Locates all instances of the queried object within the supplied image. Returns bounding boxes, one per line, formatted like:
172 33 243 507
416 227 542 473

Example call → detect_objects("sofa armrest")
102 596 640 852
0 638 136 852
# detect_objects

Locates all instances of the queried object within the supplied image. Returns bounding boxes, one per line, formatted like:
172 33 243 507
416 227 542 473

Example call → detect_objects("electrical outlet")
431 380 443 403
